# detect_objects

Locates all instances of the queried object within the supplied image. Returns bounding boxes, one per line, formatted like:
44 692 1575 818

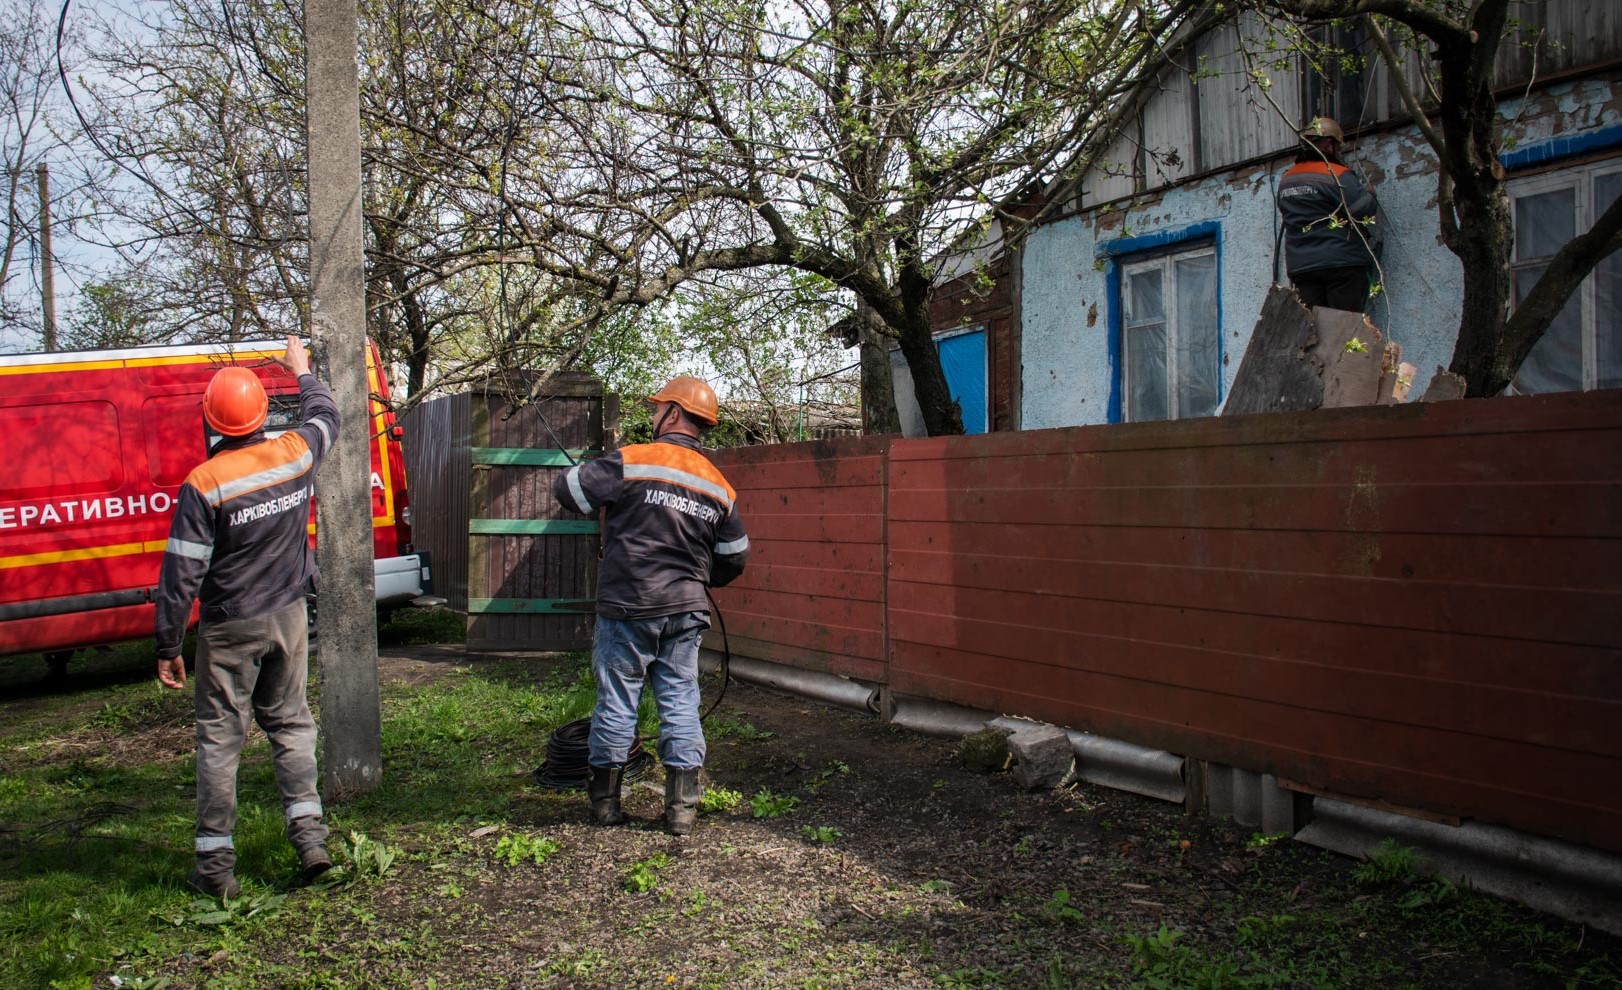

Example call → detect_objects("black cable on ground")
532 719 654 789
533 589 733 790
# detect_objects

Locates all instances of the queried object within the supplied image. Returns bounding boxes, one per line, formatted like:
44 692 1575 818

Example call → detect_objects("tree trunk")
856 308 901 435
1445 180 1515 395
895 311 964 436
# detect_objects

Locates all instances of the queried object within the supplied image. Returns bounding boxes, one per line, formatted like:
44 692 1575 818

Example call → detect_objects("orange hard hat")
647 375 719 425
1306 117 1345 144
203 366 269 436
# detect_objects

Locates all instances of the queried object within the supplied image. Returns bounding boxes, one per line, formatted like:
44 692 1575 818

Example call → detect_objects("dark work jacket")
154 375 338 657
552 433 750 620
1277 159 1382 277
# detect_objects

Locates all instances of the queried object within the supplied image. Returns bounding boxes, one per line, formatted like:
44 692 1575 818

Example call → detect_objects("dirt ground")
218 646 1620 989
8 643 1616 989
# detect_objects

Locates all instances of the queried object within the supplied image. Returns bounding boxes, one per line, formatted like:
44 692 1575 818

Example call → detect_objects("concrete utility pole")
37 164 56 352
305 0 381 796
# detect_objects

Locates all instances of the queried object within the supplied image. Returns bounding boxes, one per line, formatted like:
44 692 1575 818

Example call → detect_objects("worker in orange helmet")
1276 116 1383 312
154 336 338 898
552 375 750 835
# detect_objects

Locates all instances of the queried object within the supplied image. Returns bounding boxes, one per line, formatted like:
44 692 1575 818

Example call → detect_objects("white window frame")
1120 243 1217 422
1508 158 1622 392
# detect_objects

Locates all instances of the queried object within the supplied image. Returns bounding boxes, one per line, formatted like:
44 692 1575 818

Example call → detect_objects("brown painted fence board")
888 553 1620 646
884 583 1615 695
887 521 1620 589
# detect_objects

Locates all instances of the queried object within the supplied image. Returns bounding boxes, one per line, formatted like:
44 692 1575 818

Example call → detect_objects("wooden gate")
466 371 616 651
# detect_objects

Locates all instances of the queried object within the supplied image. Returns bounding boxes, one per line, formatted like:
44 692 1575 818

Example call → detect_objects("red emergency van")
0 339 430 673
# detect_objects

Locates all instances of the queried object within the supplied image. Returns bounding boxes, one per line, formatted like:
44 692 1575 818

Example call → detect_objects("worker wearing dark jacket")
552 375 749 835
1277 117 1382 311
155 336 336 898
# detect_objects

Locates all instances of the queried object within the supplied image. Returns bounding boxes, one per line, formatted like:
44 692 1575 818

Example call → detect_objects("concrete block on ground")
1008 725 1075 790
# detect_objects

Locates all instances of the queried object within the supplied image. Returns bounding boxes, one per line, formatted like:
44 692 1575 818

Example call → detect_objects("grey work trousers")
192 597 326 875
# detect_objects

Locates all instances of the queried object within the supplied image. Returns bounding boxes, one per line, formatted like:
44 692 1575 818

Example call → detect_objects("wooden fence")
708 389 1622 856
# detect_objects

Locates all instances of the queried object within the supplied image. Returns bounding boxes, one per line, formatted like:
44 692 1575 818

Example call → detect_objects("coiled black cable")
532 589 733 790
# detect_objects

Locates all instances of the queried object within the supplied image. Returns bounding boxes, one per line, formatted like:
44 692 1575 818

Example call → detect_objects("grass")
2 631 1619 990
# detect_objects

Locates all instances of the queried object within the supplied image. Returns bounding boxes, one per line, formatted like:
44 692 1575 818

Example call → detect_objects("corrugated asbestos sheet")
707 436 889 684
403 392 472 607
714 390 1622 855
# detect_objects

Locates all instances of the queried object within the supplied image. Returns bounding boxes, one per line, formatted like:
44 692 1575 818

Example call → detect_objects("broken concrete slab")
1419 366 1468 401
1008 724 1075 790
1224 285 1394 414
1313 308 1388 408
1223 284 1322 416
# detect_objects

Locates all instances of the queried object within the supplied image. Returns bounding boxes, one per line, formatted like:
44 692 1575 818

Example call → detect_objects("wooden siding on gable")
1075 0 1622 210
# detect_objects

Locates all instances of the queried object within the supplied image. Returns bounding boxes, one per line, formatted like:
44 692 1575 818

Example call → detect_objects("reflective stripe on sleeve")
166 538 213 562
195 835 234 852
311 418 332 451
565 464 593 512
715 535 749 555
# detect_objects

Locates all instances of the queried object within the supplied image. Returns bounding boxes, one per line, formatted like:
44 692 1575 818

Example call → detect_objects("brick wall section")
929 257 1015 431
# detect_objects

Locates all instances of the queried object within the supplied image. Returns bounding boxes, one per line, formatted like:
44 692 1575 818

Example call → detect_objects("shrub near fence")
708 390 1622 857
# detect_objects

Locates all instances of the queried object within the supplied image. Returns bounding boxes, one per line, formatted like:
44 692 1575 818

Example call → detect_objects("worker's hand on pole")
277 335 311 378
157 655 186 690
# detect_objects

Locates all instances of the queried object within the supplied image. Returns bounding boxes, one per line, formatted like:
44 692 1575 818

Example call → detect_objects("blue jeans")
589 612 710 770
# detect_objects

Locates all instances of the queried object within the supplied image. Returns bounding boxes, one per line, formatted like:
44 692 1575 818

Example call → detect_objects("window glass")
1 400 121 501
1128 267 1164 324
1595 171 1622 389
1511 265 1584 393
1175 253 1220 417
1126 323 1169 421
1514 188 1575 261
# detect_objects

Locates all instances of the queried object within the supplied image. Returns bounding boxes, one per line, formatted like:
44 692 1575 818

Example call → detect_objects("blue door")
936 329 987 434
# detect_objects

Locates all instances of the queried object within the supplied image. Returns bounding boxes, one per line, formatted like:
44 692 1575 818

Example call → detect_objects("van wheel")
44 650 72 680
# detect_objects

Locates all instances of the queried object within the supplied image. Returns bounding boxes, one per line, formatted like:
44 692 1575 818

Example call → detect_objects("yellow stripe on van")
0 352 282 377
0 540 165 570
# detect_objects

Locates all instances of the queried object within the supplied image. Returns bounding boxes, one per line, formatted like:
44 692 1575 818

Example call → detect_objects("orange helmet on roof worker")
647 375 719 425
203 366 269 436
1306 116 1345 145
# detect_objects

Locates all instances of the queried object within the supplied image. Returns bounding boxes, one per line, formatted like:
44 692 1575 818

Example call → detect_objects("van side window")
2 400 123 501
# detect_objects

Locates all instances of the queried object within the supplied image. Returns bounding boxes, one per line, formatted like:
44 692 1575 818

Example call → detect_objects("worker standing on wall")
1277 117 1383 312
552 376 750 836
154 336 336 898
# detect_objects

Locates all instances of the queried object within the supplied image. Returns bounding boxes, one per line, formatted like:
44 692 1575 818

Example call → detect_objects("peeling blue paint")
1500 123 1622 172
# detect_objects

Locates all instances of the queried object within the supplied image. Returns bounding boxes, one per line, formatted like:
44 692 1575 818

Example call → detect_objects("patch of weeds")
623 852 671 893
684 890 709 917
919 879 953 894
1043 888 1084 925
546 948 607 977
155 890 286 928
343 831 398 879
710 716 775 741
808 760 851 792
493 831 560 867
1246 831 1288 850
750 788 800 818
801 825 842 844
1013 836 1036 855
934 967 1000 988
699 787 744 814
377 606 466 645
1351 839 1419 885
1235 913 1296 948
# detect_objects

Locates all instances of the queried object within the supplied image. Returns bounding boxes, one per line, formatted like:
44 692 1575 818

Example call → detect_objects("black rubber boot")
664 767 702 836
587 764 627 826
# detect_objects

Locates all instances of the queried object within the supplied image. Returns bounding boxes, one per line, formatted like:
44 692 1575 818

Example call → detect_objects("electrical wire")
528 603 733 791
